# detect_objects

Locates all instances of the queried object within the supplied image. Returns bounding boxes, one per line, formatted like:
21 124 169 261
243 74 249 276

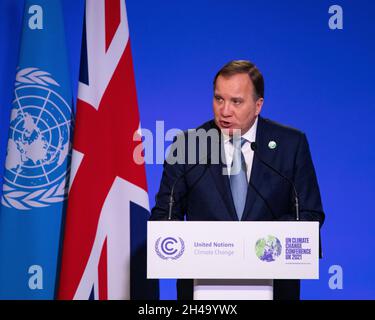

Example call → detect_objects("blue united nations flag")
0 0 73 299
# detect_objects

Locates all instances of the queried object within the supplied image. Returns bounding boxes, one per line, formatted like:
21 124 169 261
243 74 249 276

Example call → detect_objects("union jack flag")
58 0 157 300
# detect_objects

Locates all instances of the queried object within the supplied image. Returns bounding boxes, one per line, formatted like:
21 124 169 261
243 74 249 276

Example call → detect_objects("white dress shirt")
222 117 258 182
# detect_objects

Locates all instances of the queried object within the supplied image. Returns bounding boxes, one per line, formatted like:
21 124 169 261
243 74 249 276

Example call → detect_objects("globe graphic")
4 84 72 189
255 235 282 262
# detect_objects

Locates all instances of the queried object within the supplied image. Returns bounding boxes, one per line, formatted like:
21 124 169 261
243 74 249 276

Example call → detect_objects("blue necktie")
229 137 248 220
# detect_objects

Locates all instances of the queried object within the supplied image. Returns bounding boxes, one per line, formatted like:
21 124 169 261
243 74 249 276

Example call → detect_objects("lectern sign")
147 221 319 279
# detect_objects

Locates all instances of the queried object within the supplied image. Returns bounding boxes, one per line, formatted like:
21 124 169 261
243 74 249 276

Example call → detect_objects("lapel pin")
268 140 277 149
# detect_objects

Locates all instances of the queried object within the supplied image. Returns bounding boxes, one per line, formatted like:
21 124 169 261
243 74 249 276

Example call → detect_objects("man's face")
213 73 264 135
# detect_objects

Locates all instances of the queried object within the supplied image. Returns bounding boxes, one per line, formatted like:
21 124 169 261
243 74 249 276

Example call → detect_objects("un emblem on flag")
1 68 73 210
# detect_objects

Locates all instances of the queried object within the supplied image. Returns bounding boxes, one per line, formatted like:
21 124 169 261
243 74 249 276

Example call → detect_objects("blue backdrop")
1 0 374 299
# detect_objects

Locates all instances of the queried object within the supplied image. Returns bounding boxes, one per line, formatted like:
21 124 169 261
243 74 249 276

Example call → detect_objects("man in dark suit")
150 60 325 300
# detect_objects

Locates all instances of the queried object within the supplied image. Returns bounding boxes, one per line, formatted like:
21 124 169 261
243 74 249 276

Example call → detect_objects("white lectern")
147 221 319 300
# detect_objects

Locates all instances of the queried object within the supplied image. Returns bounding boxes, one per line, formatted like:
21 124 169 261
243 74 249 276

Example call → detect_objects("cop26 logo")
1 67 72 210
255 235 282 262
155 237 185 260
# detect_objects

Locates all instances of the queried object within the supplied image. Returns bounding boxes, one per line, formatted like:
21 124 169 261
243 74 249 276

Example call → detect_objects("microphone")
168 153 211 220
250 142 300 221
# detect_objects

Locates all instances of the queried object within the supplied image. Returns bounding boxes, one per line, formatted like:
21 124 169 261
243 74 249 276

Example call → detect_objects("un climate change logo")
1 68 72 210
155 237 185 260
255 235 282 262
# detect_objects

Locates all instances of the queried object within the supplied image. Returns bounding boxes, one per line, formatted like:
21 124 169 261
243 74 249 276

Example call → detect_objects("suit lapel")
207 123 238 220
242 117 268 221
209 163 238 220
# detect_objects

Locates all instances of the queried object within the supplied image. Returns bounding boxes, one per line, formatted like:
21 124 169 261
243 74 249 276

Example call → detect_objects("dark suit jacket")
150 116 325 300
